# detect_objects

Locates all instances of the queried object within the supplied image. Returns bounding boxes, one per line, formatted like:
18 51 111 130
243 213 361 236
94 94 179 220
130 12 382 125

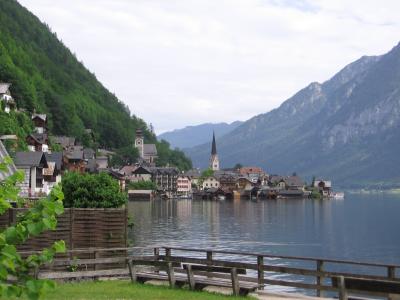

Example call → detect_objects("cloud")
18 0 400 133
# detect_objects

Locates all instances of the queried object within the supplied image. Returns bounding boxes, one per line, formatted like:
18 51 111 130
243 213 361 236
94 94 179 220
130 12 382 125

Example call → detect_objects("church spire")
211 131 217 155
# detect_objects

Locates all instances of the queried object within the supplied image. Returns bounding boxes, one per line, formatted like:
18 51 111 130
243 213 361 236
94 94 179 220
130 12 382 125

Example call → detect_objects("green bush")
62 172 127 208
127 180 156 191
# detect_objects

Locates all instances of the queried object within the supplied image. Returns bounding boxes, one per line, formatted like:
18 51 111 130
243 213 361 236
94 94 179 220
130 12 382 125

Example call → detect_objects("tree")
233 163 243 170
0 157 65 300
62 172 127 208
127 181 156 191
110 146 139 167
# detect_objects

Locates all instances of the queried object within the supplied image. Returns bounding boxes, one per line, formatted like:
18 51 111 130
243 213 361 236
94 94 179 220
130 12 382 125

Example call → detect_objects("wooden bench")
127 259 183 287
332 276 400 300
183 263 259 296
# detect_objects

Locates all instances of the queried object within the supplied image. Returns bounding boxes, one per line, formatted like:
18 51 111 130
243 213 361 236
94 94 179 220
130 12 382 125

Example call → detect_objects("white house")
0 83 16 113
202 176 220 190
14 152 48 198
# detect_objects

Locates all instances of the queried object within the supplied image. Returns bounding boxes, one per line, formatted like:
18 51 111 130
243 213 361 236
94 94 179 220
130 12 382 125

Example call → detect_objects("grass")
39 280 253 300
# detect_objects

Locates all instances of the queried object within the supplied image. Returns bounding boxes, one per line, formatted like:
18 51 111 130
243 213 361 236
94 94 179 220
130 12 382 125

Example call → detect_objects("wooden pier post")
316 260 324 297
257 256 264 290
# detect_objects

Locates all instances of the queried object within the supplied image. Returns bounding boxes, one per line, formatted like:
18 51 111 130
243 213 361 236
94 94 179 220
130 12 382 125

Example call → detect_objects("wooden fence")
0 208 128 252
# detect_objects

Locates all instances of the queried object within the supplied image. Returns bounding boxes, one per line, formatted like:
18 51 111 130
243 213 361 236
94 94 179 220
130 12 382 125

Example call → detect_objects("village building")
202 176 220 190
236 177 254 191
150 167 179 197
131 166 152 182
177 175 192 197
284 175 305 191
96 156 108 170
0 83 16 113
14 151 48 198
184 169 201 188
209 132 220 171
51 136 76 150
215 172 237 191
26 133 49 152
32 113 47 134
63 146 85 173
239 166 266 184
43 152 63 192
134 129 157 166
314 179 332 197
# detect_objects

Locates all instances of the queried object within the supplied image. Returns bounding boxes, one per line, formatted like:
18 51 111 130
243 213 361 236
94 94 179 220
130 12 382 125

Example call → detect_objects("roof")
239 167 264 175
64 149 83 160
120 165 137 176
14 152 48 168
150 167 179 175
45 152 63 170
211 132 217 155
284 176 305 187
0 140 17 181
83 148 95 159
27 133 48 145
32 113 47 122
132 166 151 175
143 144 157 156
51 136 75 148
0 83 11 94
128 190 152 194
97 148 116 156
184 169 201 178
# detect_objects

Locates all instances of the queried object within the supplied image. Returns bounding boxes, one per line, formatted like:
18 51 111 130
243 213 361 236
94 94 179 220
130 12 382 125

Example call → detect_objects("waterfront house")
314 179 332 197
239 166 266 183
284 175 305 191
202 176 220 190
131 166 152 182
177 175 192 197
150 167 179 197
135 129 158 166
184 169 201 188
236 177 253 191
26 133 49 152
32 113 47 134
14 151 48 198
0 83 16 113
215 172 237 191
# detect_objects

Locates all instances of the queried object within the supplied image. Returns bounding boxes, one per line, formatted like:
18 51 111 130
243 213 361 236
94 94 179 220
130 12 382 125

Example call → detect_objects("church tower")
134 129 144 158
209 132 220 171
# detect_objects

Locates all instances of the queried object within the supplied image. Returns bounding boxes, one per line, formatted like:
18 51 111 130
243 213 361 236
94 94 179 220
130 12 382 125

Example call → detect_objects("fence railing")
27 245 400 298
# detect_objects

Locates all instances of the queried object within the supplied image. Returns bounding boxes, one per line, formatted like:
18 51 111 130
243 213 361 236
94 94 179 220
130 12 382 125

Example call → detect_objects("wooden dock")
27 246 400 299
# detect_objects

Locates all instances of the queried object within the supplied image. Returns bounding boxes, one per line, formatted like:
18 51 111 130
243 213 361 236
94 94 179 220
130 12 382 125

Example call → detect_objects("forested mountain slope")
186 43 400 188
0 0 191 170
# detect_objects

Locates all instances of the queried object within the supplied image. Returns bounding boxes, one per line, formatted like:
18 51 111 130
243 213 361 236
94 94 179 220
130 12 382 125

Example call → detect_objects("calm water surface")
128 194 400 265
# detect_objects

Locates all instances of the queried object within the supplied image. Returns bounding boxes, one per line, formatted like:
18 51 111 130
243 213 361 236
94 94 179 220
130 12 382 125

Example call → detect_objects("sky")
18 0 400 134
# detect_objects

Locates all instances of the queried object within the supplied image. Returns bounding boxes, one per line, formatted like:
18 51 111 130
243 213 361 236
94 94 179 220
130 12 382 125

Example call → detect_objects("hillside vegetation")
0 0 191 170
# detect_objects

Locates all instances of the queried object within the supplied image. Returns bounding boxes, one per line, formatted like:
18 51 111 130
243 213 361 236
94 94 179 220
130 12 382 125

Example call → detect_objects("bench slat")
332 277 400 294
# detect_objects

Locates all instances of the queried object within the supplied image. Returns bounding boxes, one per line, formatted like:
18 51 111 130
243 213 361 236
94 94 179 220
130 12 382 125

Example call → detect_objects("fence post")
165 248 171 261
317 260 324 297
257 255 264 290
338 276 347 300
154 247 160 260
388 266 396 300
94 251 99 271
206 251 213 265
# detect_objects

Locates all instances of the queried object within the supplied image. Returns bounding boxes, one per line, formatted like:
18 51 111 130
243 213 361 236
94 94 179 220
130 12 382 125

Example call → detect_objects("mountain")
158 121 243 149
0 0 191 170
185 43 400 188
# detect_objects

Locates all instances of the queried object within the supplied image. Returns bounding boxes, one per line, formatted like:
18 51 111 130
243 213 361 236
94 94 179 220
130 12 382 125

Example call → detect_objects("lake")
128 193 400 292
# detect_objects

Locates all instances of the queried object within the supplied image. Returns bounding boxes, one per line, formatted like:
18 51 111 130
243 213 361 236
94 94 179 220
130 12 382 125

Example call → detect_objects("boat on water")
331 192 345 199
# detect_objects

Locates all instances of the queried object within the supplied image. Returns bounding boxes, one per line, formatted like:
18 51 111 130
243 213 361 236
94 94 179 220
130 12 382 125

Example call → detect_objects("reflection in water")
128 194 400 265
